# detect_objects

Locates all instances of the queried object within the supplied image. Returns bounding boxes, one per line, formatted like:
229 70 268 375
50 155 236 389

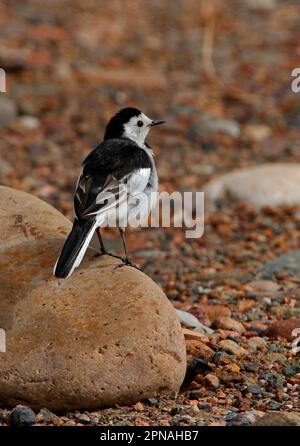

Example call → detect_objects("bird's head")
104 107 165 145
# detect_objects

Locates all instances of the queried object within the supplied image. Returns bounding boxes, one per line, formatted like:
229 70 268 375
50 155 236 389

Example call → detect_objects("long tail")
53 219 97 279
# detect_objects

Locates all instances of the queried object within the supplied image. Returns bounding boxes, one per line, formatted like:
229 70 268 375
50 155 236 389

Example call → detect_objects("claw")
114 259 141 271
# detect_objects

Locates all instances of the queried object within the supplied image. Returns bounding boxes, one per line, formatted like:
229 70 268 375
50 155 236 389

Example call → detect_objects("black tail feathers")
53 219 95 278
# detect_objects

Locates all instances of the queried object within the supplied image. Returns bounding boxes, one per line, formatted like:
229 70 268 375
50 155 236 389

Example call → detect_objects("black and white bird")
53 107 165 279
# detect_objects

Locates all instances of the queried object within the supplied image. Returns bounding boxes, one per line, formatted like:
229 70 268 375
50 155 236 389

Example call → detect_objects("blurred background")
1 0 300 297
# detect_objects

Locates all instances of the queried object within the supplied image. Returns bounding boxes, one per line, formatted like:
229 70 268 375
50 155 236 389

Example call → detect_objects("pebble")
147 398 158 406
213 316 245 333
185 339 215 361
244 361 260 372
243 124 271 142
197 402 212 410
226 410 262 426
0 96 17 127
282 365 300 378
249 280 280 294
176 309 203 329
170 415 194 426
246 384 263 395
197 114 240 138
247 336 268 352
183 329 210 342
133 402 144 412
203 374 220 389
9 405 36 426
256 412 300 426
36 408 59 424
0 156 13 175
265 318 300 341
219 340 248 356
246 0 277 11
18 115 40 129
198 304 231 321
75 413 91 423
189 404 200 415
258 251 300 280
213 351 237 365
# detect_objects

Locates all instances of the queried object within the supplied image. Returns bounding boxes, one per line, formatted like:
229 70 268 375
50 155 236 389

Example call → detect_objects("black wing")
74 138 152 220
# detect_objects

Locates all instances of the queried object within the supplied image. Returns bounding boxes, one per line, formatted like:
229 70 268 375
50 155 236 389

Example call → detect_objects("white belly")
98 167 157 228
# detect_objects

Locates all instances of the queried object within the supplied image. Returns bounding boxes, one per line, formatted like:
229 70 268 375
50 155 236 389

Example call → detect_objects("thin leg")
114 228 140 270
94 228 123 261
96 228 106 253
119 228 129 262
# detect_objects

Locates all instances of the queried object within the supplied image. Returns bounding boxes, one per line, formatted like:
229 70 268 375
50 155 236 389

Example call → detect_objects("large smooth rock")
0 186 186 411
204 163 300 209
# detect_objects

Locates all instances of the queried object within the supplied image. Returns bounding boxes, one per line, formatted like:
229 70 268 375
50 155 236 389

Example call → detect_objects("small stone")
36 408 59 424
265 318 300 341
213 317 245 333
246 384 263 395
183 328 210 342
197 402 212 410
189 404 200 414
147 398 158 406
118 421 133 426
0 156 13 175
170 406 180 416
198 304 231 320
18 115 40 129
170 415 194 426
258 251 300 280
220 372 242 384
219 340 248 357
282 365 300 378
133 402 144 412
75 413 91 423
225 363 240 374
247 336 268 352
9 405 36 426
249 280 280 293
185 339 215 361
246 0 277 12
0 96 17 127
226 410 262 426
203 373 220 389
213 351 237 365
244 361 260 372
268 401 283 410
256 412 300 426
197 114 240 138
243 124 272 142
176 309 213 334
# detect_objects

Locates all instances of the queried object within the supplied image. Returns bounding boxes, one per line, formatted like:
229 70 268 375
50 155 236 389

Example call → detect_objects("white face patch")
122 113 153 146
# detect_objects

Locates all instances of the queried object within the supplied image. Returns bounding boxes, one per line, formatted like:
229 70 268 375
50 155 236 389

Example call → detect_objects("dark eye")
137 120 143 127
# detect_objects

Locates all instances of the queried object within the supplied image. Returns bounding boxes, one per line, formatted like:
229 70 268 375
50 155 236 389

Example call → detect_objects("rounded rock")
212 316 245 333
219 340 248 357
204 163 300 210
9 405 36 426
0 186 186 411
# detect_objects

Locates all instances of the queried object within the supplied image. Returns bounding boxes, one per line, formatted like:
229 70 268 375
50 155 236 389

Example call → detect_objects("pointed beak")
149 120 166 127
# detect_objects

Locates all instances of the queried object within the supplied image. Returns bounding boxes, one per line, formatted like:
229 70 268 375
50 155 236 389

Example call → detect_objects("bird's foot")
114 258 141 271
